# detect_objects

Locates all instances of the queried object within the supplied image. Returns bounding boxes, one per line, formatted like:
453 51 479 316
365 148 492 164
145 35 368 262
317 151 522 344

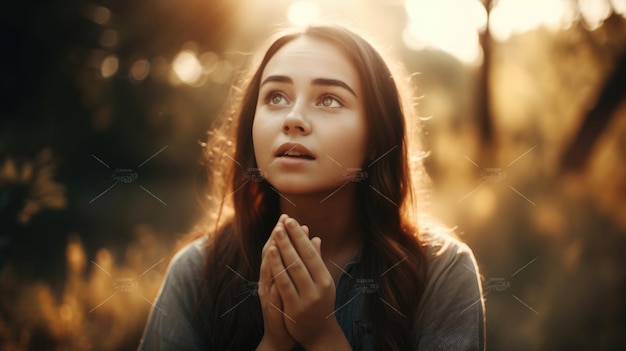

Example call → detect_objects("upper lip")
275 142 316 159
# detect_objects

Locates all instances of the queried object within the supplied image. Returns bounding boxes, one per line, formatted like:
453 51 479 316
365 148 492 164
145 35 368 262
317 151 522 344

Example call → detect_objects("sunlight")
613 0 626 16
490 0 574 42
489 0 622 41
404 0 487 65
172 50 202 85
287 1 321 27
579 0 612 30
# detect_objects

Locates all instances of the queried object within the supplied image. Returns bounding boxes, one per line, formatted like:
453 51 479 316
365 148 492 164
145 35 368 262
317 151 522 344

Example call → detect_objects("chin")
266 177 350 199
267 181 313 195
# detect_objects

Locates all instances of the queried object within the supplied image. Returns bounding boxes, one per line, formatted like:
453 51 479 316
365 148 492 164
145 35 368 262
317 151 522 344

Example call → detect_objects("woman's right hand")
257 215 297 351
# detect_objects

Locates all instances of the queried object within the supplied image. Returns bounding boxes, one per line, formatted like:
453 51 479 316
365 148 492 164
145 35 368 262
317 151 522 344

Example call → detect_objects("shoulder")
419 225 482 298
415 226 485 350
138 236 210 351
167 236 209 279
421 227 477 271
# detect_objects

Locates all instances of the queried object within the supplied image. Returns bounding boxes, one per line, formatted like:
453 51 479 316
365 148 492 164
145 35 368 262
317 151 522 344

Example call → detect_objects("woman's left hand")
267 216 346 349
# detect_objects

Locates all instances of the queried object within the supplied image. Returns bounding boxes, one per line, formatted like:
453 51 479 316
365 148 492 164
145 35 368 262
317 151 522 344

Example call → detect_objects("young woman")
139 24 485 351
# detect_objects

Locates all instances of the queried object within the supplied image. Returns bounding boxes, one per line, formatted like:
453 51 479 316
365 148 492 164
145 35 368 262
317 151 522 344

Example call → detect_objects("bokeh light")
404 0 487 64
90 5 111 25
130 59 151 82
99 29 117 48
172 50 203 85
100 55 119 78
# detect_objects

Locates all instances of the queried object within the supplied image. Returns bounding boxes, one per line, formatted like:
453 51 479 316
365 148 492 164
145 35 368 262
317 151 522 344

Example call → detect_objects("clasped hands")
257 214 346 351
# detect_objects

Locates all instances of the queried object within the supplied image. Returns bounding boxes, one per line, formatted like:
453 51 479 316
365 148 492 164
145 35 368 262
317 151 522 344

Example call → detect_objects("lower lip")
274 156 315 167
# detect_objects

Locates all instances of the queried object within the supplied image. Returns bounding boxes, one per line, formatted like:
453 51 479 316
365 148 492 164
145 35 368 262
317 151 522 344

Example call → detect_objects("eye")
267 91 289 106
317 94 343 108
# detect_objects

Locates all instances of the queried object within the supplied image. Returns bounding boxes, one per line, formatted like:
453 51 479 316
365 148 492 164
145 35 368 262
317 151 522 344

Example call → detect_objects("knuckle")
290 262 303 274
277 278 291 290
302 247 317 260
319 278 332 288
306 290 321 302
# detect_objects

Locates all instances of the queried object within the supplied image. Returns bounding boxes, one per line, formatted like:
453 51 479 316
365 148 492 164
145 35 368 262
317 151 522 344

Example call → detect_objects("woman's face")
252 36 368 196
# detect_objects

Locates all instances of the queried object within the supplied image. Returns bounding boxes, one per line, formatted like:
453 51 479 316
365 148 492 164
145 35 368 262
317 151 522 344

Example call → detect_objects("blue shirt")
139 231 485 350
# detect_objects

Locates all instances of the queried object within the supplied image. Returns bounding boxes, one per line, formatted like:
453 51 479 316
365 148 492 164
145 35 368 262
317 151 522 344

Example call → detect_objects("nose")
282 104 311 135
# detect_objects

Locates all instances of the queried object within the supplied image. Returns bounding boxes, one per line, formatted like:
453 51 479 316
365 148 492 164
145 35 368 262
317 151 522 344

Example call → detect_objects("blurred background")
1 0 625 350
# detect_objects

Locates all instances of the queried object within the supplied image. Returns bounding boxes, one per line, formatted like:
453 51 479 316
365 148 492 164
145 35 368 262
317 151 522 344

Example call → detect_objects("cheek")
348 119 369 164
329 123 369 166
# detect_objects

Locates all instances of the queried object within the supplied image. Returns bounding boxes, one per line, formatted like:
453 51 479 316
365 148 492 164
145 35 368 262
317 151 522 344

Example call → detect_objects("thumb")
311 237 321 255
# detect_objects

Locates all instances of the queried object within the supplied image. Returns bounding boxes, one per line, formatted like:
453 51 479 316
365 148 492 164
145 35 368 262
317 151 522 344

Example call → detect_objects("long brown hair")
197 24 428 350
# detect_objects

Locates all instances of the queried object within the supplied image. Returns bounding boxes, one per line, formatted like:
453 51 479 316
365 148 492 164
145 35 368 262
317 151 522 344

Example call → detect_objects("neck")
278 183 362 259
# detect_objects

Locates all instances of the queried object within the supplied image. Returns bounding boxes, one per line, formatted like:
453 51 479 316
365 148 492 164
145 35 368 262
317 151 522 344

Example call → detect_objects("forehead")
261 36 360 89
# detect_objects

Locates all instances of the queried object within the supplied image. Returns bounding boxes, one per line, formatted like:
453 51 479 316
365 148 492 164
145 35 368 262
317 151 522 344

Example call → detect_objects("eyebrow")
260 75 357 97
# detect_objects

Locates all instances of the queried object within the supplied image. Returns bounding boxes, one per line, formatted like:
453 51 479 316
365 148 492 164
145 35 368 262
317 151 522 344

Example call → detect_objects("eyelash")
266 91 288 105
317 94 344 108
264 91 344 108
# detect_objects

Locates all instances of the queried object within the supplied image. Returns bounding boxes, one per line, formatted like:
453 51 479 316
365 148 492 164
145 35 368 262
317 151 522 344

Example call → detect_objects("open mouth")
281 151 315 160
275 143 316 160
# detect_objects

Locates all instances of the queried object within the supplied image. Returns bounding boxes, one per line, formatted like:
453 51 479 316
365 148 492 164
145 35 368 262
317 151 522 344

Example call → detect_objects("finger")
268 245 298 304
269 283 282 308
273 226 315 294
278 214 289 225
301 225 310 238
259 249 273 299
311 237 321 255
283 218 328 283
269 284 295 325
262 216 287 257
